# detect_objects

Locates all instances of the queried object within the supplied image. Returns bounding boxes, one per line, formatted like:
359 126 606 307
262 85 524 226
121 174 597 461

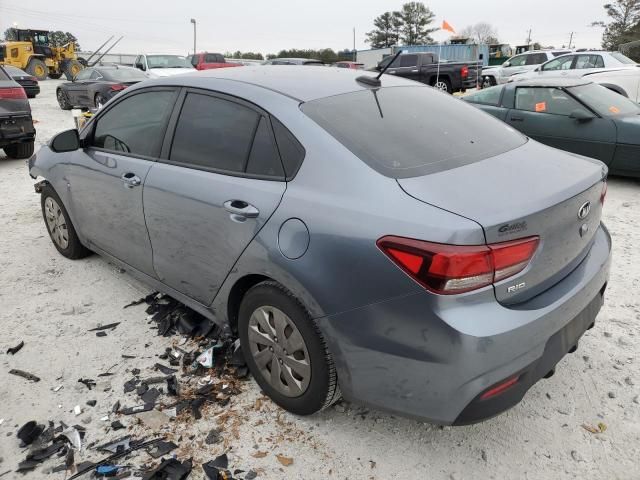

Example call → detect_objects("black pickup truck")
376 52 481 93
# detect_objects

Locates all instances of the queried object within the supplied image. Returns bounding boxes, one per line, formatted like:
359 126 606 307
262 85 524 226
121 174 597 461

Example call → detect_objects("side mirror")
503 61 511 68
51 129 80 153
569 110 595 122
135 62 145 71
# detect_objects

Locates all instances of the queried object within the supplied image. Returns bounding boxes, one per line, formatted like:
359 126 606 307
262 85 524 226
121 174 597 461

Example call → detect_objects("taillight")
377 235 539 295
0 87 27 99
480 375 520 400
600 181 607 204
110 84 127 92
461 65 469 79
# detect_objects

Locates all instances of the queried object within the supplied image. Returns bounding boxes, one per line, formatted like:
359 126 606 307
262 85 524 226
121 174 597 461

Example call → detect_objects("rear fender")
599 83 628 98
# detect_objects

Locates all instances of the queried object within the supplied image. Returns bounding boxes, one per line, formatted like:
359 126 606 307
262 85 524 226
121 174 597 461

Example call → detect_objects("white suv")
481 50 571 87
133 53 194 78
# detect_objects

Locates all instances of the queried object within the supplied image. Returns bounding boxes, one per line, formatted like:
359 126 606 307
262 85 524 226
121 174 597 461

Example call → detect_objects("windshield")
609 52 636 64
103 68 148 81
302 86 527 178
147 55 192 69
570 83 640 117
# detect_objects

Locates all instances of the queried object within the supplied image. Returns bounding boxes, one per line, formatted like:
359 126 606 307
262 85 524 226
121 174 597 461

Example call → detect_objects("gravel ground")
0 79 639 479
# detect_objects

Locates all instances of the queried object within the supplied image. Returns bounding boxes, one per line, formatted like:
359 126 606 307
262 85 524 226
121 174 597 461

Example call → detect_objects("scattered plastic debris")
78 378 97 390
6 340 24 355
88 322 121 332
9 369 40 382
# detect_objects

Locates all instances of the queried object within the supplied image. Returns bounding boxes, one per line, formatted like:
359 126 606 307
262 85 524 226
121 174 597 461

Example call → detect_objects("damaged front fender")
33 179 49 194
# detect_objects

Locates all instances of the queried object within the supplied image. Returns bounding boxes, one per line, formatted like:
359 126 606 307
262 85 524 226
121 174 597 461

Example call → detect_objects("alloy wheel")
44 197 69 249
434 81 449 92
247 306 311 397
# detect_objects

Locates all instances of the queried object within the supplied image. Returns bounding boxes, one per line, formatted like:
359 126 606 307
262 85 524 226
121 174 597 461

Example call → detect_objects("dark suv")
0 66 35 159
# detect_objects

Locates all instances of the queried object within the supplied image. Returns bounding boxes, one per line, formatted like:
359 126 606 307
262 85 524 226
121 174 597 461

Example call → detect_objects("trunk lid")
0 79 31 116
397 140 606 305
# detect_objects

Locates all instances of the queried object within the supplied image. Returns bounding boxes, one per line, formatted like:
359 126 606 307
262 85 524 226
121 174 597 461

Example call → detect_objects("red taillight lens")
600 181 607 205
461 65 469 79
0 87 27 99
27 76 38 82
110 84 127 92
480 375 520 400
377 235 539 295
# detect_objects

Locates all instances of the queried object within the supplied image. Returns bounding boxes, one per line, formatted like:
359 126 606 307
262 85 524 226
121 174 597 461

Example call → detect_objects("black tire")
40 184 91 259
3 141 34 159
56 88 72 110
482 76 497 89
239 281 341 415
49 73 63 80
26 58 48 81
64 60 83 81
432 77 452 94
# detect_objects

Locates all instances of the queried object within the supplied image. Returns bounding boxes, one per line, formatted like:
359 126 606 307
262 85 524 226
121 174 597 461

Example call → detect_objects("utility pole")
526 29 532 48
568 32 574 49
190 18 197 55
353 27 356 61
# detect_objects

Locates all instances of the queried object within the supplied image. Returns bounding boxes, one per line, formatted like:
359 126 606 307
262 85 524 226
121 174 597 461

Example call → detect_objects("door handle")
223 200 259 219
510 115 524 122
411 69 419 73
121 172 141 188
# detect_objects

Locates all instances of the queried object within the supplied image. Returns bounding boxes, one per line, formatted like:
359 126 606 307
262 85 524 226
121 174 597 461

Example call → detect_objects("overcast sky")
2 0 610 55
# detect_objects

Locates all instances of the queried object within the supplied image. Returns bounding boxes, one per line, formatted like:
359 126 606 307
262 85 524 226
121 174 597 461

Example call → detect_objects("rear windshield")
301 86 527 178
102 68 148 82
569 83 640 117
609 52 636 64
0 67 10 81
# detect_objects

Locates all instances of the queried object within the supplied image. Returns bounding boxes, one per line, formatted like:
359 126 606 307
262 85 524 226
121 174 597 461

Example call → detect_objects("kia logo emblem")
578 202 591 220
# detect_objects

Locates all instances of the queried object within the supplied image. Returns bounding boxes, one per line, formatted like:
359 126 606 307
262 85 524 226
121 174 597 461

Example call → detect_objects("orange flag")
442 20 456 34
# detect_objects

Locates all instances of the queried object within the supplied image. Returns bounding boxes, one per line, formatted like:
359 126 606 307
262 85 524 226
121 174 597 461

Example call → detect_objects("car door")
387 54 421 82
143 89 287 305
65 67 93 106
78 69 102 107
506 86 617 164
574 54 605 71
464 85 509 121
67 87 179 275
501 54 529 78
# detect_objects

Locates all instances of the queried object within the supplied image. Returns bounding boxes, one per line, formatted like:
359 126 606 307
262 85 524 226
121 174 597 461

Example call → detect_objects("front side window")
515 87 589 116
507 55 527 67
92 90 176 156
204 54 218 63
464 85 503 105
74 68 93 81
170 93 259 173
146 55 192 69
542 56 574 71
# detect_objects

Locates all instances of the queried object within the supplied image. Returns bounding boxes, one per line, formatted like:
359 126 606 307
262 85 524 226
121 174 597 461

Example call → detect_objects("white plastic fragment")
196 348 214 368
74 405 82 416
100 415 110 422
52 384 63 392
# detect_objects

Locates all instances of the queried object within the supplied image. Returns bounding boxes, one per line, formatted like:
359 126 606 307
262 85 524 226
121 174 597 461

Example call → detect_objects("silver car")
29 66 611 424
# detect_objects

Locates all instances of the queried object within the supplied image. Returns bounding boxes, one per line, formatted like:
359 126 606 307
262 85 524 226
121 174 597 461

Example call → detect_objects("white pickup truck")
133 53 194 78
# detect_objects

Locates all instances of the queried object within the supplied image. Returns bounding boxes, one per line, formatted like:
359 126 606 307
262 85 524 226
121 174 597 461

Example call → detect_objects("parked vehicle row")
463 78 640 178
376 52 480 93
30 66 610 425
481 49 572 87
0 65 35 159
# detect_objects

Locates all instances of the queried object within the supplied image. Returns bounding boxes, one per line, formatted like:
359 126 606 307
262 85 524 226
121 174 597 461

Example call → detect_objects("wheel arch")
225 274 272 334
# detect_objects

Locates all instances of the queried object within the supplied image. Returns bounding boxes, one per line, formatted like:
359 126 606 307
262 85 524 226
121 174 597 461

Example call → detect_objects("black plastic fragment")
112 400 121 413
120 403 154 415
96 331 108 337
86 400 97 407
142 458 192 480
17 421 44 446
204 428 222 445
97 435 131 453
123 292 157 309
191 397 206 420
136 384 149 396
154 363 177 375
166 375 178 396
78 378 96 390
110 420 125 430
9 369 40 382
7 341 24 355
141 387 160 405
123 378 139 393
146 440 178 458
88 322 120 332
202 455 229 480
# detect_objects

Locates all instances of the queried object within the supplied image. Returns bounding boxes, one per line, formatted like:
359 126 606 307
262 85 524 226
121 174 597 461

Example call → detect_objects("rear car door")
501 54 529 78
143 89 287 305
387 54 421 82
507 86 617 164
538 55 575 78
67 88 178 274
464 86 509 121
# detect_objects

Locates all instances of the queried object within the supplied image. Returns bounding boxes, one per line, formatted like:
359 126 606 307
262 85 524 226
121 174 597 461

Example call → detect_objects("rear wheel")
56 88 72 110
433 78 452 94
40 185 91 259
239 282 341 415
482 76 496 89
3 141 34 159
64 60 83 81
26 59 48 81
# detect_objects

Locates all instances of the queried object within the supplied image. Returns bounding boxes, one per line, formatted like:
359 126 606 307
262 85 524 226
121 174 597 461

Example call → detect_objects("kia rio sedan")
29 67 611 424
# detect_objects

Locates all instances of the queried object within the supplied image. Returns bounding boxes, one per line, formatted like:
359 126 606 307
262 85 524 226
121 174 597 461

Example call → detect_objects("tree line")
593 0 640 60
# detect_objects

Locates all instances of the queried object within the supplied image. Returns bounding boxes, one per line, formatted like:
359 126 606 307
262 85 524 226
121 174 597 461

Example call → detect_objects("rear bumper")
317 224 611 424
24 85 40 97
0 114 36 147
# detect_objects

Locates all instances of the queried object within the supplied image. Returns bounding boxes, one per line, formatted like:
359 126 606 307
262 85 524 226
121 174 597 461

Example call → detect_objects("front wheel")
239 282 341 415
56 88 72 110
95 93 108 109
26 58 48 81
40 185 91 259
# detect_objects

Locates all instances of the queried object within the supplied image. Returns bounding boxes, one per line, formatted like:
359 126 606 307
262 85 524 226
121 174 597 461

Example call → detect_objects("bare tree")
457 22 500 44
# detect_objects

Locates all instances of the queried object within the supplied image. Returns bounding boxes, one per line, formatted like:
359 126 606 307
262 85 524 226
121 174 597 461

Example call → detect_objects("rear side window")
246 117 284 177
271 118 305 179
204 54 218 63
400 55 418 67
526 53 547 65
302 86 526 178
170 93 259 173
575 55 604 69
92 90 176 156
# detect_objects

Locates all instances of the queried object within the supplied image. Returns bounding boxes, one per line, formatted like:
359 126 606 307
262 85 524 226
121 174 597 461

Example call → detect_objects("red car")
333 61 364 69
189 53 243 70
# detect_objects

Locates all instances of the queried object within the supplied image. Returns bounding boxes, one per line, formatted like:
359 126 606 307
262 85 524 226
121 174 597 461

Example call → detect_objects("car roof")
149 65 414 102
509 77 593 88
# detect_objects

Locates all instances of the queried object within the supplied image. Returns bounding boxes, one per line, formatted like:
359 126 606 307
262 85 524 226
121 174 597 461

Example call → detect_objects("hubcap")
44 197 69 249
35 64 45 77
248 306 311 397
434 81 448 92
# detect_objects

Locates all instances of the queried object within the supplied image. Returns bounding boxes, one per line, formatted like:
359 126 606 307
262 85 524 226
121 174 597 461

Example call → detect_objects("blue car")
29 67 611 424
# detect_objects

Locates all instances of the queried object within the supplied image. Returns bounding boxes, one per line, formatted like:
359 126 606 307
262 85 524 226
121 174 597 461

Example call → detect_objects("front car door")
506 86 617 164
143 89 287 305
65 67 93 106
387 54 421 82
67 88 179 275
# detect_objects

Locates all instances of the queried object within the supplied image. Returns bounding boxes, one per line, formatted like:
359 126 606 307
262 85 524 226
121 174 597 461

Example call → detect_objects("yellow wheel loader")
0 29 84 80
